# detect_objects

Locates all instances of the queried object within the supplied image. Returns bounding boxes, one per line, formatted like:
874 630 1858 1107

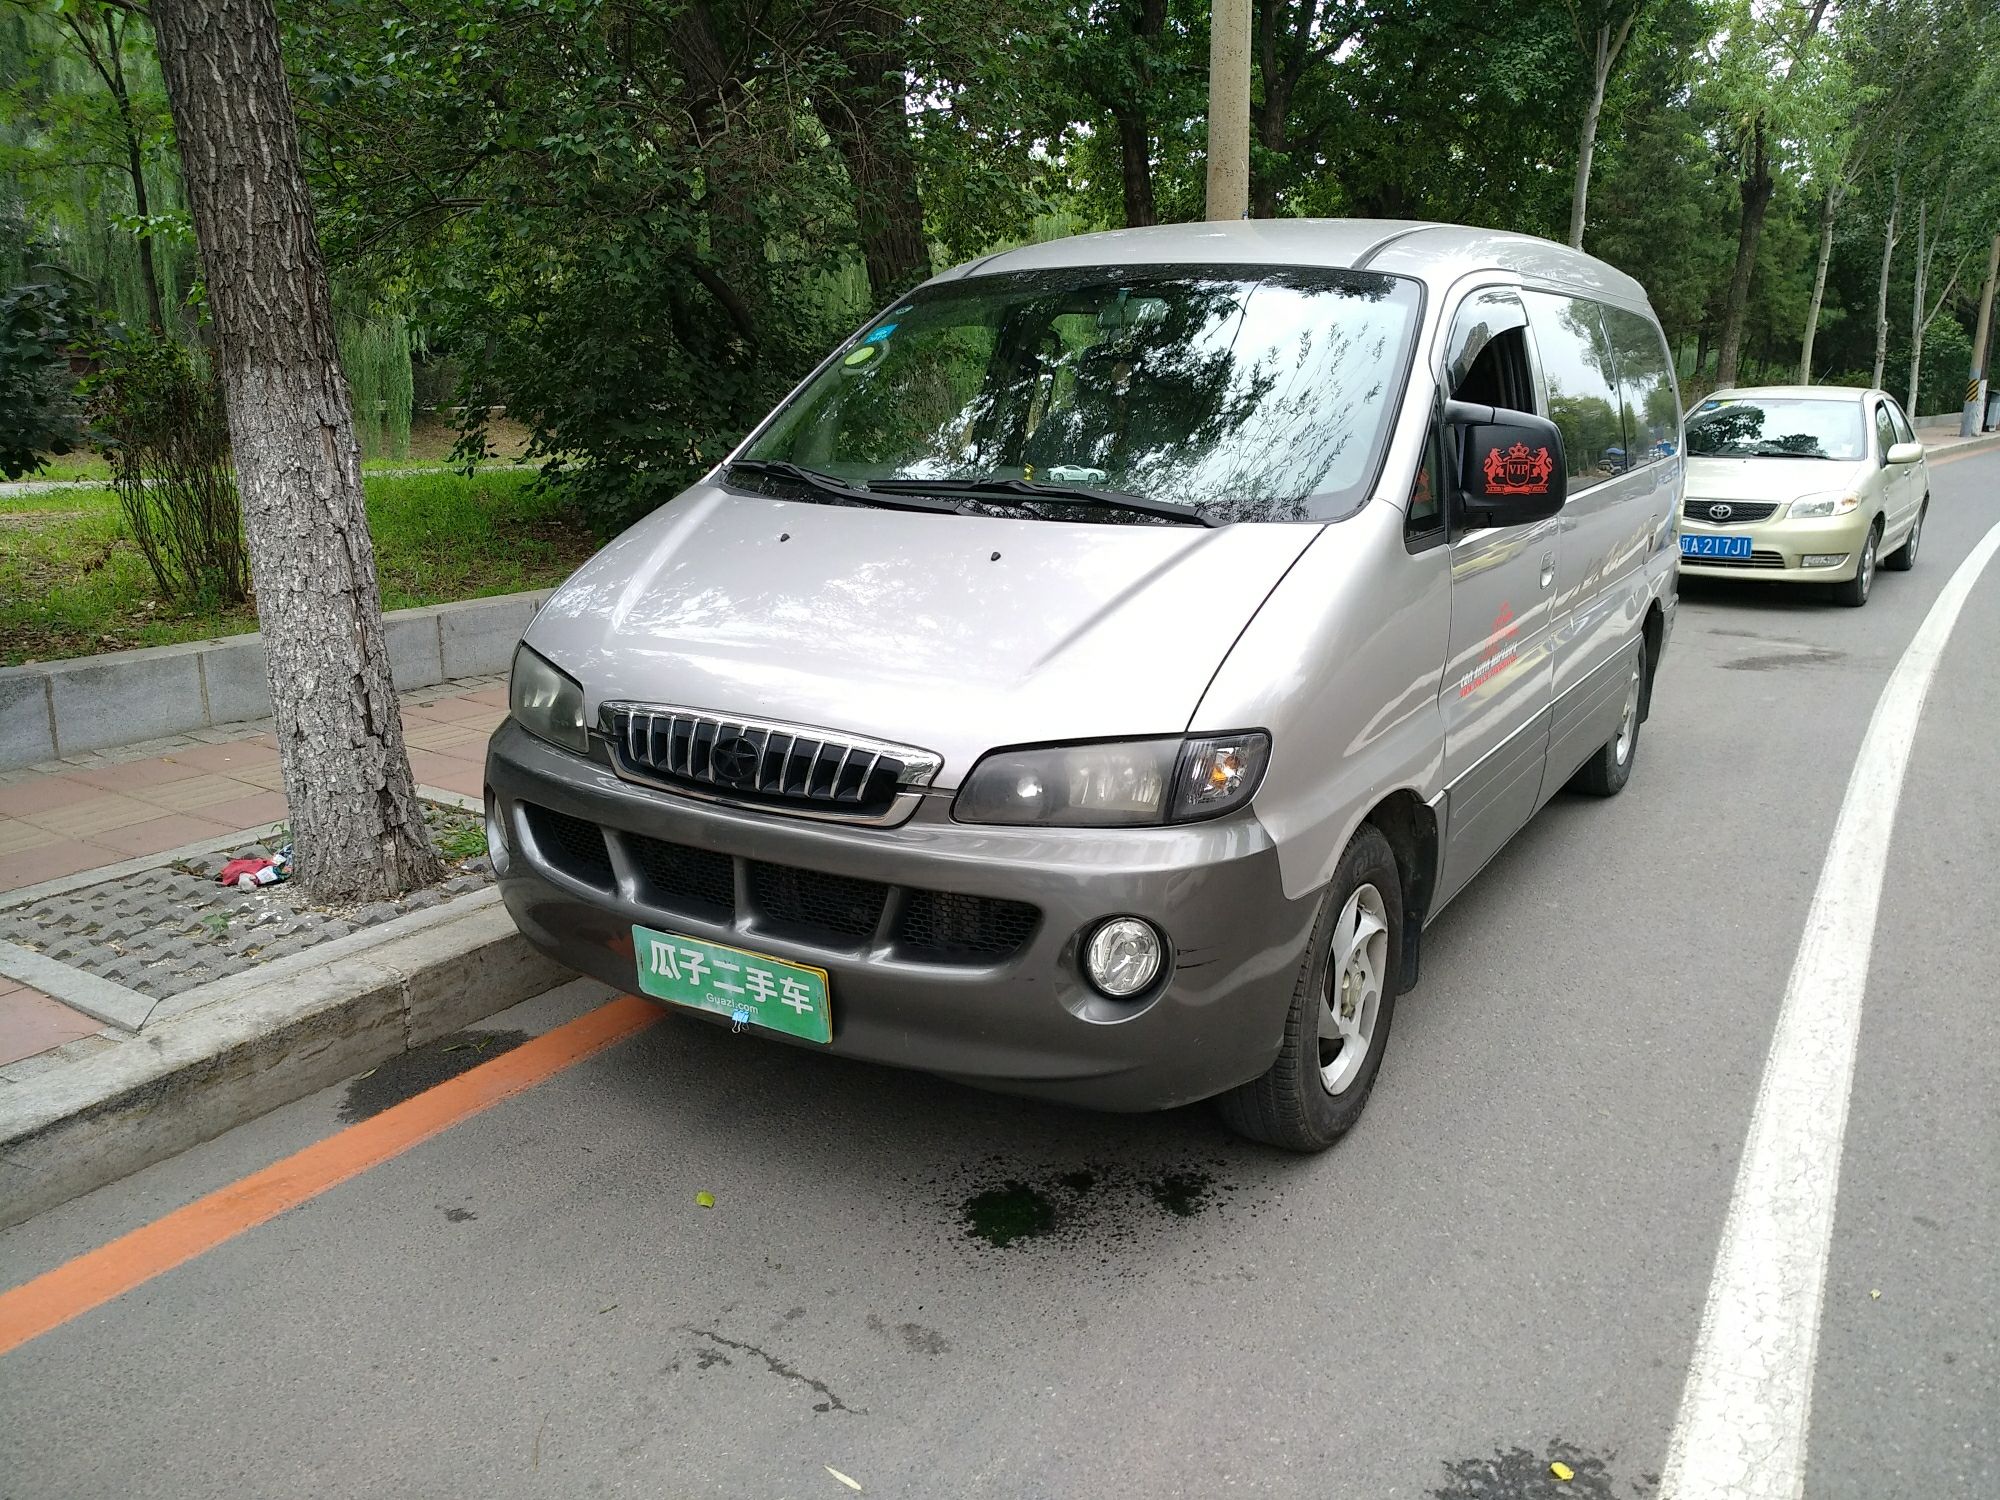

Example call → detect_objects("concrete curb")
0 891 571 1230
0 588 548 770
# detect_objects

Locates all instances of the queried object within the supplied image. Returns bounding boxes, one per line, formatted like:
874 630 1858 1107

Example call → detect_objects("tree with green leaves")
152 0 440 901
1 0 183 332
1563 0 1645 248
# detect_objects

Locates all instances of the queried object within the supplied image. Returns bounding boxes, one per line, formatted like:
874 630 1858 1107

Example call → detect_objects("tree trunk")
1568 11 1636 250
1872 169 1901 390
1568 29 1610 249
1907 200 1927 413
152 0 441 903
102 15 165 331
1714 118 1772 390
1110 0 1166 229
1250 72 1289 219
1114 107 1158 227
1798 187 1837 383
818 10 928 302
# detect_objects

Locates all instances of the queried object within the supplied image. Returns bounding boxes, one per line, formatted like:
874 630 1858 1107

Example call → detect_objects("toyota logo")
1707 502 1734 521
710 735 761 785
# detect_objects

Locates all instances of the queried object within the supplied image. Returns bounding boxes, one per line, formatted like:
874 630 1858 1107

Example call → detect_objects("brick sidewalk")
0 678 507 1066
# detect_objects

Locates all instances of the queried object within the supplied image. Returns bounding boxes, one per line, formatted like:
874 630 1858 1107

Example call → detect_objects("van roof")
935 219 1655 312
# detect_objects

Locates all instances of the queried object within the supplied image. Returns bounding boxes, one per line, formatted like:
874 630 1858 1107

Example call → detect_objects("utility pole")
1205 0 1250 221
1963 232 2000 437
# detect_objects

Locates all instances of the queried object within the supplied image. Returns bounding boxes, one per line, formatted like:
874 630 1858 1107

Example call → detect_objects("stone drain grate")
0 803 494 1002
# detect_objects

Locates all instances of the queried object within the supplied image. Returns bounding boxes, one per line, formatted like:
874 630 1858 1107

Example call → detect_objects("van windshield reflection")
739 265 1422 525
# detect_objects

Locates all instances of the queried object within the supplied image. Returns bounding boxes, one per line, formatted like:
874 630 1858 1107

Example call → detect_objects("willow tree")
151 0 439 901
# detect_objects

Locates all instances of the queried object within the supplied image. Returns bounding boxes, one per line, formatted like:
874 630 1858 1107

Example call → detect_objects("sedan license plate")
632 925 832 1044
1681 533 1754 559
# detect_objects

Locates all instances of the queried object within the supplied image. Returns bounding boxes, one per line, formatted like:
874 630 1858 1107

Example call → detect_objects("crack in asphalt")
684 1327 865 1415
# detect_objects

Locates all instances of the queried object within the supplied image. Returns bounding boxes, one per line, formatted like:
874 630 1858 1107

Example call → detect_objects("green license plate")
632 925 832 1044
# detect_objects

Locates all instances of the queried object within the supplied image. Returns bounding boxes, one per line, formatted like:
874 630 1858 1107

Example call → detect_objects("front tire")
1833 520 1880 607
1569 639 1647 797
1883 501 1925 572
1218 824 1402 1151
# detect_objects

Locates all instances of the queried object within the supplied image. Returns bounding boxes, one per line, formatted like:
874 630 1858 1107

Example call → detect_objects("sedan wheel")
1885 502 1924 572
1835 524 1879 608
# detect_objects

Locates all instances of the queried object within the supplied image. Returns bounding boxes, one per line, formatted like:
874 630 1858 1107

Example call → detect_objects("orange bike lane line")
0 994 660 1358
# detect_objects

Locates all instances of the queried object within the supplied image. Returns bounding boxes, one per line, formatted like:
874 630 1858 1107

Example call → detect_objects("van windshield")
740 265 1422 525
1686 397 1866 460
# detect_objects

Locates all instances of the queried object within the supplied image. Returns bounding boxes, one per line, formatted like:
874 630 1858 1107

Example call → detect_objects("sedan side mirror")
1886 440 1924 465
1445 399 1568 528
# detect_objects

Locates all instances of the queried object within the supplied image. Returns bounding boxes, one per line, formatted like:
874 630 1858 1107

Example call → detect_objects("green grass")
0 469 598 666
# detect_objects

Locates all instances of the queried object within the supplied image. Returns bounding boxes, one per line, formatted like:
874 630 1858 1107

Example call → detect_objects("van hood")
524 485 1319 784
1684 454 1867 504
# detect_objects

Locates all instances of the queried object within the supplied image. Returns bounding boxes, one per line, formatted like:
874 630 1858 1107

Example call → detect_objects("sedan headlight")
953 733 1270 827
509 644 588 754
1788 492 1861 519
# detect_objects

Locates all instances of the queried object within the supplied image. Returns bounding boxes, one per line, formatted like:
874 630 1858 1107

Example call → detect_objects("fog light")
1803 553 1848 569
485 798 511 875
1083 917 1163 997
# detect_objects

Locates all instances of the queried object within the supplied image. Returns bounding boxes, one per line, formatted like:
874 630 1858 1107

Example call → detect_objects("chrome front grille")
1683 499 1779 524
602 704 941 824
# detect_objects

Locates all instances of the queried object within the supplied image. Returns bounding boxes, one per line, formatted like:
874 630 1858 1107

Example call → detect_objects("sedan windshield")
740 265 1422 524
1686 397 1866 460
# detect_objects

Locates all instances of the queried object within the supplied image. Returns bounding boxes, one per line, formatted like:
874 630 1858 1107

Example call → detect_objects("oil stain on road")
959 1160 1229 1248
1431 1442 1657 1499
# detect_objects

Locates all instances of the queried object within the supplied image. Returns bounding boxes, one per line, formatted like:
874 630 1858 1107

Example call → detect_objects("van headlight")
953 733 1269 827
1788 492 1861 519
508 645 589 754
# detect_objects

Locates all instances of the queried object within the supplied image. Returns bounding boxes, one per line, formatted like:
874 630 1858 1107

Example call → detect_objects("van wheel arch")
1363 791 1438 993
1639 602 1665 723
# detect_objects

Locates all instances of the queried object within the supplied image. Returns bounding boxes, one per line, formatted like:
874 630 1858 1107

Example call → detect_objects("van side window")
1873 403 1897 460
1522 291 1622 489
1445 289 1534 412
1601 306 1677 469
1886 400 1916 447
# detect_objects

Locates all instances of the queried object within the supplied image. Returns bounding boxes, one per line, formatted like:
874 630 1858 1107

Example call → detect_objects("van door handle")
1540 553 1555 589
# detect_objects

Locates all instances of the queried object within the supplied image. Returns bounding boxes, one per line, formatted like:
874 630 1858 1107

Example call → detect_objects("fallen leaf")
1550 1460 1575 1483
1870 1289 1881 1299
696 1191 715 1209
825 1466 862 1492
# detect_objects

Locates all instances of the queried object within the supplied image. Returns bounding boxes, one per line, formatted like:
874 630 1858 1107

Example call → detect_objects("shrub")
84 331 249 605
0 280 86 481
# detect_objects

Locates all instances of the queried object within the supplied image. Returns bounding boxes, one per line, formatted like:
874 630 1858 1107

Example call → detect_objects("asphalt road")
4 445 1997 1500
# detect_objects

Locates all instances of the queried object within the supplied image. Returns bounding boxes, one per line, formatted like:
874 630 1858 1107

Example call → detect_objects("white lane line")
1661 518 2000 1500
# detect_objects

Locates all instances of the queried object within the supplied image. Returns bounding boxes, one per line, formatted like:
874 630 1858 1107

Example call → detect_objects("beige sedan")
1678 385 1930 606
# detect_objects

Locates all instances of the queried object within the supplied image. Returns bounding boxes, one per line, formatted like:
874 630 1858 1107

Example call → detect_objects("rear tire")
1833 521 1880 607
1218 824 1402 1152
1883 501 1925 572
1569 638 1647 798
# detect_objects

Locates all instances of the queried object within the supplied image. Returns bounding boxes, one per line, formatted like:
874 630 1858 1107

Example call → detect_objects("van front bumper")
483 720 1317 1112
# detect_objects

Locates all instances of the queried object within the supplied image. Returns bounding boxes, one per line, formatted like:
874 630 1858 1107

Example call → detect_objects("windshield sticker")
1698 400 1721 411
842 345 879 368
863 323 897 344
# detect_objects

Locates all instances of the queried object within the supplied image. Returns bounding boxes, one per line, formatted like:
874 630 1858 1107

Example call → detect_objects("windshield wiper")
869 477 1215 528
725 459 967 516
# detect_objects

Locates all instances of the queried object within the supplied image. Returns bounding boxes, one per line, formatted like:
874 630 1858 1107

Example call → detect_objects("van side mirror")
1885 440 1924 465
1445 399 1567 528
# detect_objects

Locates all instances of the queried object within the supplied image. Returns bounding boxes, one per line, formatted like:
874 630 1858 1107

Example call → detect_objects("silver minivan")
485 220 1682 1149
